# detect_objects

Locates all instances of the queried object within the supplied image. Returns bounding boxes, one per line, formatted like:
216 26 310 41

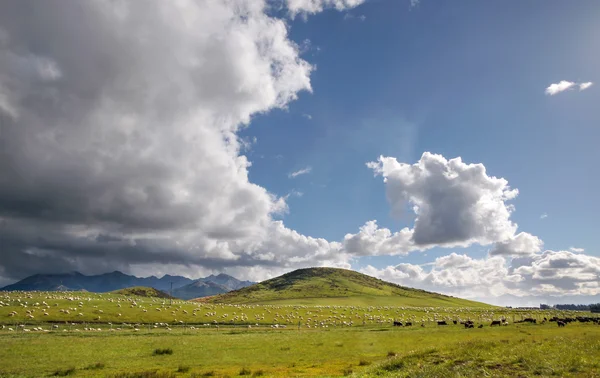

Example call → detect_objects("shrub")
176 365 190 373
84 362 106 370
239 367 251 376
358 359 371 366
387 351 397 357
382 359 405 372
152 348 173 356
52 367 76 376
252 370 265 377
111 371 175 378
342 367 353 376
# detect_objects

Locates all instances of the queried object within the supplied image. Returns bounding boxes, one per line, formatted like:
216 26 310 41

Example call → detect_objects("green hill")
110 286 174 299
196 267 493 307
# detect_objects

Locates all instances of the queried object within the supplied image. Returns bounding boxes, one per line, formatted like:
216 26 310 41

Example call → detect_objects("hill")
197 267 492 307
110 286 174 299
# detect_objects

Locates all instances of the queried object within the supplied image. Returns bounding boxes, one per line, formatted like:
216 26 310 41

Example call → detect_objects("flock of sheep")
1 292 598 334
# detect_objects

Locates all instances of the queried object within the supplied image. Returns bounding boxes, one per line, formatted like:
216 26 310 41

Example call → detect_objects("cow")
452 320 458 325
523 318 537 324
464 323 474 329
478 324 484 328
437 321 448 326
490 320 502 326
557 321 566 327
405 322 412 327
393 321 403 327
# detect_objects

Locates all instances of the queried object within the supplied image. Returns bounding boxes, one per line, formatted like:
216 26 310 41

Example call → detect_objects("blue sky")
241 0 599 267
1 0 598 305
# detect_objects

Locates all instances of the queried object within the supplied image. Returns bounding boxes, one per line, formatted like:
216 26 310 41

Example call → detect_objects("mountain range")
0 271 254 300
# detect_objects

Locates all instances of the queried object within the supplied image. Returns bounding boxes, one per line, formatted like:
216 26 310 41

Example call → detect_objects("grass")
0 290 581 328
1 290 599 377
0 321 599 377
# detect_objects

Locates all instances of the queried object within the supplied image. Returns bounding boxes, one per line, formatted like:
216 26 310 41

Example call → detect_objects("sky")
0 0 598 306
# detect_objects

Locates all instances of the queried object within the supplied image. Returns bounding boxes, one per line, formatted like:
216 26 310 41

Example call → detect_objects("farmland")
1 290 600 377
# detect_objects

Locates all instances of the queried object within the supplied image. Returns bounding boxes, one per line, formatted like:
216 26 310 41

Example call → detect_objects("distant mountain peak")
0 270 252 300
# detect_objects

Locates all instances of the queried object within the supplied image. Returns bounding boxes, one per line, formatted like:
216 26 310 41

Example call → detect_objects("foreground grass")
359 329 600 377
1 323 599 377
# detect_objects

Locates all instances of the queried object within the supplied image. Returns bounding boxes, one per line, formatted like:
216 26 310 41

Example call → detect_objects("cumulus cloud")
287 0 365 16
545 80 593 95
289 166 312 178
489 232 543 256
343 221 413 256
0 0 350 283
540 213 548 219
361 152 518 250
570 247 584 253
362 249 600 301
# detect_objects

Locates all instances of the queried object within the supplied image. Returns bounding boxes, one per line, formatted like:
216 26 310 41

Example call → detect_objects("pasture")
1 291 599 377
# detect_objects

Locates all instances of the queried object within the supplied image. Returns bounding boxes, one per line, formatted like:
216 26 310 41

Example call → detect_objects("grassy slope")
110 286 174 299
199 267 491 308
1 323 599 377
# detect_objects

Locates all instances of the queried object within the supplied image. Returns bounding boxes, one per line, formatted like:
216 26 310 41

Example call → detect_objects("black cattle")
452 320 458 325
478 324 484 328
393 321 403 327
437 321 448 326
523 318 537 324
464 323 474 329
557 321 566 327
405 322 412 327
490 320 502 326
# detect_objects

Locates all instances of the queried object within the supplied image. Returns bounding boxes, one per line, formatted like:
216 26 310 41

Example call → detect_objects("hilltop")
110 286 174 299
197 267 492 307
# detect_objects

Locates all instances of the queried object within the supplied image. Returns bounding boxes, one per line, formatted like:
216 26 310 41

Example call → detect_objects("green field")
1 320 599 377
1 290 600 377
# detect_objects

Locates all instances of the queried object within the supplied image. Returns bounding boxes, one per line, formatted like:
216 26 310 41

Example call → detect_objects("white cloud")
287 0 365 16
302 113 313 120
410 0 420 8
570 247 584 253
489 232 543 256
545 80 593 95
362 152 519 250
545 81 576 95
362 249 600 301
343 220 414 256
0 0 353 283
540 213 548 219
343 13 366 21
289 166 312 178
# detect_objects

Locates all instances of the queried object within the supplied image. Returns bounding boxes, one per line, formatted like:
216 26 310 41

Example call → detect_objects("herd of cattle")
392 316 600 329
